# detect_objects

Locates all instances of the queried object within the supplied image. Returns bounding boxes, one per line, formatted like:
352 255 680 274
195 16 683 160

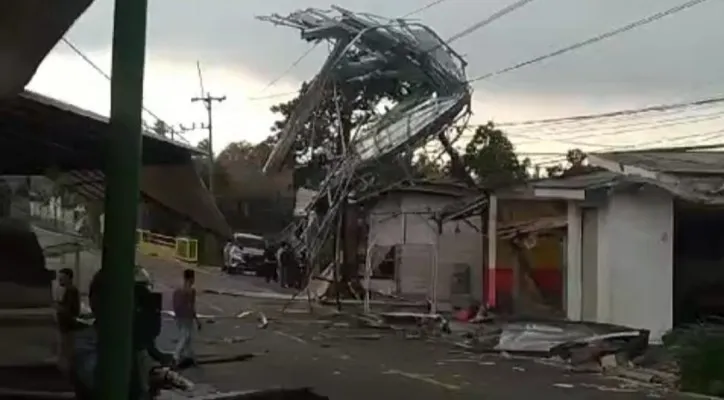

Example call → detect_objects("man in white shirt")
222 239 232 271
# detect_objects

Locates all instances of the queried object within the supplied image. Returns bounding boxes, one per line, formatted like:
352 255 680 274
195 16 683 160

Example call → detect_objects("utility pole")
191 93 225 193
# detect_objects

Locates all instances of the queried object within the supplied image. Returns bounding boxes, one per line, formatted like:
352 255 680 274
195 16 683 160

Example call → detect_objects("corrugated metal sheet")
596 151 724 174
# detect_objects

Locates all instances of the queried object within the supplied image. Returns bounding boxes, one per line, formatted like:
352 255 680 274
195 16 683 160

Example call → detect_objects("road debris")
553 383 575 389
383 370 461 391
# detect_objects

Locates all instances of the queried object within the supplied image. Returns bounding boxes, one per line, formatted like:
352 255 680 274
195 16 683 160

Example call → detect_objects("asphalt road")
148 260 686 400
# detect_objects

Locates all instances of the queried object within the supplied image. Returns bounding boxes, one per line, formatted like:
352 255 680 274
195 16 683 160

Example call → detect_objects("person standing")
278 242 297 288
262 243 278 283
55 268 80 373
172 269 201 367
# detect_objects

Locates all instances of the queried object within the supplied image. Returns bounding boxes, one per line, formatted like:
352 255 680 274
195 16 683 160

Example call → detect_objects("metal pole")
430 219 441 315
97 0 147 397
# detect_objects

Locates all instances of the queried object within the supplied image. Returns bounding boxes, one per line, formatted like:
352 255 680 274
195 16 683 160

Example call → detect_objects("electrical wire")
60 37 188 143
445 0 537 46
490 94 724 128
514 111 724 145
401 0 451 18
253 43 320 97
468 0 714 84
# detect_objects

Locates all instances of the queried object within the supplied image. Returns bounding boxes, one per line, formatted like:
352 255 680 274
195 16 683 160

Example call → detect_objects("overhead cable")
60 38 186 141
401 0 451 18
493 94 724 127
445 0 537 45
468 0 713 83
253 43 319 97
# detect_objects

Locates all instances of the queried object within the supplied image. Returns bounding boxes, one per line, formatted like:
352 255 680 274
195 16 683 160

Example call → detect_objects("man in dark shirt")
56 268 80 373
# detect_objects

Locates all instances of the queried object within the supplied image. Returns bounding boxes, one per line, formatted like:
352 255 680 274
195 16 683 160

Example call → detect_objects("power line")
60 37 186 142
492 94 724 128
401 0 451 18
445 0 537 45
531 128 724 167
512 110 724 145
254 43 319 96
468 0 713 84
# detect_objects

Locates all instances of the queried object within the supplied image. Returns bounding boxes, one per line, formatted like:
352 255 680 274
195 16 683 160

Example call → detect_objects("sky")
27 0 724 165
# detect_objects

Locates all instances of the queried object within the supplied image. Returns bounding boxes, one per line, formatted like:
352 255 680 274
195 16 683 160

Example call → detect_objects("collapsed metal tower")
258 6 472 262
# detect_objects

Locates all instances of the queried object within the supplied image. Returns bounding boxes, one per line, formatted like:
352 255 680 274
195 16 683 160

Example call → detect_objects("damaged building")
444 149 724 342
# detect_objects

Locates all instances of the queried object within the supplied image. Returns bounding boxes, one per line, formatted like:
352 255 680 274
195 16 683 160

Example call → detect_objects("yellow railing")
136 229 198 264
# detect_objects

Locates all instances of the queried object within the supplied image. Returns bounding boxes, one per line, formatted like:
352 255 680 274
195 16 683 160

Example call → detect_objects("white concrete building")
359 182 483 311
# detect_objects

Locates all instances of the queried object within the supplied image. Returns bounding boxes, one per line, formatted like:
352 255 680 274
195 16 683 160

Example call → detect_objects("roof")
441 171 622 221
0 91 203 174
594 151 724 175
530 170 622 190
355 179 477 205
589 150 724 205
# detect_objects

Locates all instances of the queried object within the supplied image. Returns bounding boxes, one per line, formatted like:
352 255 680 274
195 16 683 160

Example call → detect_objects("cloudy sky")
28 0 724 164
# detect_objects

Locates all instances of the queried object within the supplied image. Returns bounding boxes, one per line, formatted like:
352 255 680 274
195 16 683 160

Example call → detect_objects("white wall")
367 193 483 304
596 187 673 342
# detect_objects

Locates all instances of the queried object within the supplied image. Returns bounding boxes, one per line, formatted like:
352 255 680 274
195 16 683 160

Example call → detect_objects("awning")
0 91 229 237
0 91 204 174
0 0 93 98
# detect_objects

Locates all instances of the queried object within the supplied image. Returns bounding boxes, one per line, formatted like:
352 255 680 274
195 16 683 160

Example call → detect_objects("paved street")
148 259 685 400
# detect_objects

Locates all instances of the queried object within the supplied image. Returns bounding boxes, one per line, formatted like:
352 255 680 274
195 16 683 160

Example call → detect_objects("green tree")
266 74 411 189
193 138 228 193
546 148 596 178
463 122 529 187
152 120 169 137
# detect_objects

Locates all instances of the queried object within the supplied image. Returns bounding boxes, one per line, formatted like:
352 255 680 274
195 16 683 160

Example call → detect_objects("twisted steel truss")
258 5 472 262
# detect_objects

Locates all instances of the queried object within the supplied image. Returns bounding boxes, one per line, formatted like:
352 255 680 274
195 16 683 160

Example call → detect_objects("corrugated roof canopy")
0 91 229 237
0 91 203 174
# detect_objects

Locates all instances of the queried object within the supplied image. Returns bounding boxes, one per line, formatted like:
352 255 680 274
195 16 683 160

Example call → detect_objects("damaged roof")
355 179 477 205
441 171 623 221
590 150 724 205
594 151 724 175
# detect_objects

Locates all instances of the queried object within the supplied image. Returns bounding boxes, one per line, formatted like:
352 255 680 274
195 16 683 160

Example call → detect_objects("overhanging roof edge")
19 90 204 156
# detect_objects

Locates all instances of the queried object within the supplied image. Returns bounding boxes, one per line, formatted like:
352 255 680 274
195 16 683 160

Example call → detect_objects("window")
374 246 396 279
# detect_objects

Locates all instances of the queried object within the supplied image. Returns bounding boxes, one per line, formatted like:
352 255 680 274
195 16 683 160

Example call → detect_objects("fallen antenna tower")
258 5 472 278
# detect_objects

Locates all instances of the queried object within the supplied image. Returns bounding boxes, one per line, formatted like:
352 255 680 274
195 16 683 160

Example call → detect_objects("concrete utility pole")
191 93 225 193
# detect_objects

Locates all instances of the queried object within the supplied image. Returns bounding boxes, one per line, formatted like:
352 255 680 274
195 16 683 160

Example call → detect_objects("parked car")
223 232 266 275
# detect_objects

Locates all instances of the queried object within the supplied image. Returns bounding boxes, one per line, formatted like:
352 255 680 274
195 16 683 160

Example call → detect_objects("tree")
546 148 597 178
193 138 229 193
267 72 411 189
152 120 170 137
462 122 529 187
